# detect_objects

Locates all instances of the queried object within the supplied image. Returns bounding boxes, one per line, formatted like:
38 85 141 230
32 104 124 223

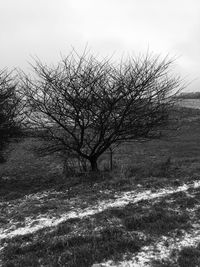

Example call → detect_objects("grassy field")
1 106 200 266
177 99 200 110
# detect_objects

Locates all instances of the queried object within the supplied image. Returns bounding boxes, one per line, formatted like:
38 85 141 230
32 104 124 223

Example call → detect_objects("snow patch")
1 180 200 240
96 226 200 267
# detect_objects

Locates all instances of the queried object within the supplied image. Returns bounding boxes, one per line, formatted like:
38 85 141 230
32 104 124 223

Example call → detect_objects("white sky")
0 0 200 91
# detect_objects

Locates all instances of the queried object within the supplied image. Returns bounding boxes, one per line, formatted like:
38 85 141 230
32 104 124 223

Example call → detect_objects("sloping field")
1 107 200 266
1 179 200 267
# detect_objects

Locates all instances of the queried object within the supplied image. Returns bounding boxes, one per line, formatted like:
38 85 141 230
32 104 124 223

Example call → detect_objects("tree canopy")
22 51 182 171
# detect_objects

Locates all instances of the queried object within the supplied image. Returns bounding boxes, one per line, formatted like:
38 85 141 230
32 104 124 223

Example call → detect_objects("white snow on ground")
94 224 200 267
1 180 200 240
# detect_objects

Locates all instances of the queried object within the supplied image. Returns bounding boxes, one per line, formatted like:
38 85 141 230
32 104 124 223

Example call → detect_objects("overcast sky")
0 0 200 91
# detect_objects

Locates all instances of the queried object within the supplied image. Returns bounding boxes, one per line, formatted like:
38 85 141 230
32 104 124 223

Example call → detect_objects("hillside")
1 107 200 266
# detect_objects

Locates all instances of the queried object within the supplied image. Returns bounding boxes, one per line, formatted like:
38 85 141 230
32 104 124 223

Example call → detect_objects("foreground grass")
2 180 200 267
2 226 144 267
1 106 200 266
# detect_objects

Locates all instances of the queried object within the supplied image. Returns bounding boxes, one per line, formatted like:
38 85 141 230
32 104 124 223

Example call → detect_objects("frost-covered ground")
92 181 200 267
1 179 200 266
94 221 200 267
1 180 200 240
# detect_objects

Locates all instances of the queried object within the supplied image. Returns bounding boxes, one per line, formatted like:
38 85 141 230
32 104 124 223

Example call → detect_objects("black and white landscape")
1 1 200 266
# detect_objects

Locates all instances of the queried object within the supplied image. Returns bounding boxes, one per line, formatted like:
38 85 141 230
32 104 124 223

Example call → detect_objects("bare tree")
22 51 182 172
0 70 23 162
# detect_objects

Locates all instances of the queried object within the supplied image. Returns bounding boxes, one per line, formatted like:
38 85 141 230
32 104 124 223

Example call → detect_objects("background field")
177 99 200 110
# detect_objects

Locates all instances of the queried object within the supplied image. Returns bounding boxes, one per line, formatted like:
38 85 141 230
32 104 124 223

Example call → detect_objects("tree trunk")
89 158 99 172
